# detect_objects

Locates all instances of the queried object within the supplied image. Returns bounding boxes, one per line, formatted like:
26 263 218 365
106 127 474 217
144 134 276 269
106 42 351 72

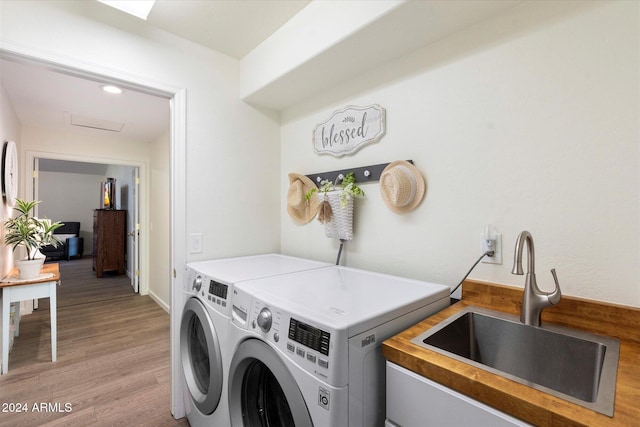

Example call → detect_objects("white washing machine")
180 254 331 427
228 266 450 427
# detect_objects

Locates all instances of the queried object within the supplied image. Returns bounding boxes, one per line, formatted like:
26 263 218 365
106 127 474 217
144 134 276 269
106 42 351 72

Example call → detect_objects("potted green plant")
305 172 365 241
4 199 64 279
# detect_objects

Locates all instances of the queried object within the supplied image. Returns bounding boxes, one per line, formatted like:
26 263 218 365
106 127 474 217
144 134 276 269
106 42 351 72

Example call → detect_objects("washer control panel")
208 279 228 300
186 266 231 316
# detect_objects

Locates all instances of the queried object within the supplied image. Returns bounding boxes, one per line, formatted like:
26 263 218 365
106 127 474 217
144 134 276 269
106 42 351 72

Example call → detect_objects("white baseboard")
148 289 170 313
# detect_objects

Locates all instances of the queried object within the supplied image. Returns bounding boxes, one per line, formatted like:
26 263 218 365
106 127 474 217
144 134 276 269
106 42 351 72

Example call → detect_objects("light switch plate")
189 233 203 254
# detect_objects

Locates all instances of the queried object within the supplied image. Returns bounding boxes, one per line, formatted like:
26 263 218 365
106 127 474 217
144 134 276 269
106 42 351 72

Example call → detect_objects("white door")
130 167 140 293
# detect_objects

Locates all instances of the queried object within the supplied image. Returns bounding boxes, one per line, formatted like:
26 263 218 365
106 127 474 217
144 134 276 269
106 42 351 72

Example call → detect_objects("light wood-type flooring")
0 257 189 426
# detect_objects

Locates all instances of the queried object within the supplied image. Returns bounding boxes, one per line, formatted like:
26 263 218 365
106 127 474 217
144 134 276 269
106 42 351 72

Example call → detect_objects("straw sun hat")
379 161 426 214
287 173 320 224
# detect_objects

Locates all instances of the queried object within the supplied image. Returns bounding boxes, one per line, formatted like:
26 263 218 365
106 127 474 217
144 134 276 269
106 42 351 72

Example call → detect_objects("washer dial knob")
193 276 202 292
256 307 272 333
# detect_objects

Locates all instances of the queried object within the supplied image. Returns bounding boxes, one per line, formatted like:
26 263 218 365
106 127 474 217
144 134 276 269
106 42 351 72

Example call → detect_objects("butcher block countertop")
382 280 640 427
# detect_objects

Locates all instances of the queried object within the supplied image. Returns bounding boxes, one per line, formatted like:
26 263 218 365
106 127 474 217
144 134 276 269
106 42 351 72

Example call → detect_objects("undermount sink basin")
411 306 620 416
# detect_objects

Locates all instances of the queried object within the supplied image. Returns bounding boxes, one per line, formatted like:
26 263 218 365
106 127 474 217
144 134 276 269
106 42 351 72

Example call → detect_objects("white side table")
0 263 60 375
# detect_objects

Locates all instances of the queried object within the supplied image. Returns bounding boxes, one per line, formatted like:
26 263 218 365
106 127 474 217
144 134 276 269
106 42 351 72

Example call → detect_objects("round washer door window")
228 339 313 427
180 297 223 415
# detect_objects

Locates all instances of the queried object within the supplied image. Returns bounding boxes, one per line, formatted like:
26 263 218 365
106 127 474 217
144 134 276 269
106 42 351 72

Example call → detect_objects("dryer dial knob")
256 308 272 333
193 276 202 292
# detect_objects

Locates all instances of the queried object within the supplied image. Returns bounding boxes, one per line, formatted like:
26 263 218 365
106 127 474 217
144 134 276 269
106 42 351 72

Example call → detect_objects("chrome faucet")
511 231 561 326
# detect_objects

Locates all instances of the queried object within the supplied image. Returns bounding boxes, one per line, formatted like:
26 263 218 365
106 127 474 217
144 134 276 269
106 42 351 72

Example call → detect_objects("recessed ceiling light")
97 0 156 21
102 85 123 94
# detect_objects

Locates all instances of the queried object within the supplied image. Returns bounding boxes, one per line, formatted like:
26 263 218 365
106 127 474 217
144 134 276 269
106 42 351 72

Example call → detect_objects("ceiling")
144 0 311 59
0 0 311 146
0 58 171 143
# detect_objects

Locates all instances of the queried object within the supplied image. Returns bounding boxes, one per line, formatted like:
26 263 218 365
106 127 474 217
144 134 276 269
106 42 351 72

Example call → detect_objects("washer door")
228 339 313 427
180 297 223 415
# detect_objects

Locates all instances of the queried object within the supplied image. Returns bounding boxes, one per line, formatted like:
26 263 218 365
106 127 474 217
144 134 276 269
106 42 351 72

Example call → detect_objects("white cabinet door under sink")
386 362 532 427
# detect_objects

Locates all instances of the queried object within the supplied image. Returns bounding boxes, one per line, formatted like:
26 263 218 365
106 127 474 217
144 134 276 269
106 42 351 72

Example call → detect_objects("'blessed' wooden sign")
312 105 385 156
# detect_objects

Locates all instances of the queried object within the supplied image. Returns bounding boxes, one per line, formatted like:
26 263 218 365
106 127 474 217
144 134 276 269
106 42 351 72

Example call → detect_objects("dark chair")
40 221 84 261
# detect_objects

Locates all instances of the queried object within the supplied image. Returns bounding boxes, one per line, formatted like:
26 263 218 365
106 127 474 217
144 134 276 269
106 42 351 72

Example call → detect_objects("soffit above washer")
240 0 523 110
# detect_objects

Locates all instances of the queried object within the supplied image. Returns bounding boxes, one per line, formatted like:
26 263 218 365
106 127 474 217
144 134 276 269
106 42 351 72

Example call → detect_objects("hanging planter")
306 172 364 241
317 190 354 241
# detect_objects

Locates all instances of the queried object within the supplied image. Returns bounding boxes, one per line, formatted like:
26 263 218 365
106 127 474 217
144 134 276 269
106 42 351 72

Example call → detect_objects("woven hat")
379 161 426 214
287 173 320 224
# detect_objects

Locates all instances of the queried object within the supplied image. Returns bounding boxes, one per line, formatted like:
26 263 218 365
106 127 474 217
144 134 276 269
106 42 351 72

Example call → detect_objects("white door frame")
0 46 187 418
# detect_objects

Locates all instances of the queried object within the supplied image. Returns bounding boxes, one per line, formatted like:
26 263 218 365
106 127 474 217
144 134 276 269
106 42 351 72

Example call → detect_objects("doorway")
0 48 187 416
31 156 141 292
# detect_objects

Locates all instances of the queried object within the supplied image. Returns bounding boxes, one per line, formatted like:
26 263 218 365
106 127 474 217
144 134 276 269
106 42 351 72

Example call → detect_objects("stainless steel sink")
411 306 619 416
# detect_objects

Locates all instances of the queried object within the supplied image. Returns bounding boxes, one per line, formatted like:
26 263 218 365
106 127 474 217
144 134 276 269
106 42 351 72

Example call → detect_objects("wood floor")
0 258 189 427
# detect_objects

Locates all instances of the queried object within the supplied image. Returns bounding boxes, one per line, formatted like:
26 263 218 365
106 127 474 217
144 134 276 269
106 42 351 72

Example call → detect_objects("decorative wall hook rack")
306 160 413 185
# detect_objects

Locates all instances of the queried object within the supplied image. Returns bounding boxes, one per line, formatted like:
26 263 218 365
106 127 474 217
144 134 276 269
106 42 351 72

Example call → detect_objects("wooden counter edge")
382 280 640 427
0 263 60 287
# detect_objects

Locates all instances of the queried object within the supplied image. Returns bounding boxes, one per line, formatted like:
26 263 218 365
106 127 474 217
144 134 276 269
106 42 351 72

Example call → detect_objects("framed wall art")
312 105 385 157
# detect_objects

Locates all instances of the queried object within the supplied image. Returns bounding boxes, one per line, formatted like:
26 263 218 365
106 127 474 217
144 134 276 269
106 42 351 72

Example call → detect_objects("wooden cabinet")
93 209 126 278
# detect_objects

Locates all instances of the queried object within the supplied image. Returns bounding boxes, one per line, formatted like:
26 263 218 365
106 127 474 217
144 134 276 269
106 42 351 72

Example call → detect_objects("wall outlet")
481 232 502 264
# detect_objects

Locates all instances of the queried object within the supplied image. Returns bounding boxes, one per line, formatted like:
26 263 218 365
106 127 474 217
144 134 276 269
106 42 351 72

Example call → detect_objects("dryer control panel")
203 275 229 311
288 318 330 356
246 296 349 387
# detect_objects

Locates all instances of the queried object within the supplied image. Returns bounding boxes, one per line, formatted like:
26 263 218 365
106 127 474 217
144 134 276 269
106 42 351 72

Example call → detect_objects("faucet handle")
548 268 562 305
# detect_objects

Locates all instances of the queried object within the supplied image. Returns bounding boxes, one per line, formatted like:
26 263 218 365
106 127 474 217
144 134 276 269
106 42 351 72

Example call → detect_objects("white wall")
281 1 639 307
149 131 170 310
0 80 21 352
21 126 150 176
0 81 20 277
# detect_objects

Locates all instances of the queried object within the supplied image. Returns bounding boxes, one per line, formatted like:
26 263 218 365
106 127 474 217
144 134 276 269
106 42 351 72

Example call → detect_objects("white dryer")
228 266 450 427
180 254 331 427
